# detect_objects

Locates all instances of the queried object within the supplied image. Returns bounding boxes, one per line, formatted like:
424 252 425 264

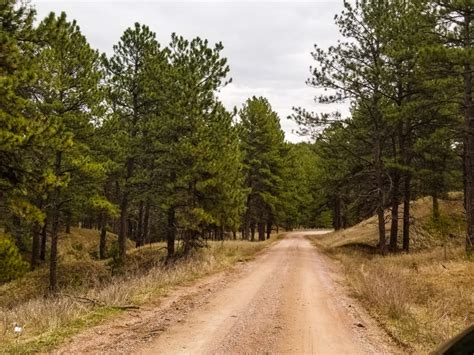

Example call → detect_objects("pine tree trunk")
464 27 474 254
49 151 62 294
403 174 411 252
333 196 342 231
166 205 175 257
143 200 150 244
136 200 144 247
99 226 107 260
266 219 272 239
40 220 47 261
250 222 255 241
258 222 265 241
118 194 128 263
375 138 386 254
389 172 400 252
99 213 107 260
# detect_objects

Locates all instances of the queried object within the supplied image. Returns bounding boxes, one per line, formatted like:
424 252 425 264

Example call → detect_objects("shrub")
0 237 29 283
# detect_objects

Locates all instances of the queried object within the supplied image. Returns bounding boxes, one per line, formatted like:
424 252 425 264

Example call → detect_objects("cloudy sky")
33 0 347 142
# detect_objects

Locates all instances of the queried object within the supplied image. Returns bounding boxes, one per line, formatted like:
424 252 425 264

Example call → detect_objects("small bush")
0 237 29 283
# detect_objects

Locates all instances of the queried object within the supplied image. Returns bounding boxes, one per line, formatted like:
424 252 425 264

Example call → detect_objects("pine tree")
428 1 474 254
278 143 319 230
103 23 164 263
0 0 35 197
303 0 393 253
239 97 285 241
0 0 47 252
156 34 231 255
32 12 103 292
378 0 436 251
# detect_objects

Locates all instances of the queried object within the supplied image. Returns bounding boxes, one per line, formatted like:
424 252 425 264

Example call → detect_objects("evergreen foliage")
292 0 469 254
2 0 473 295
238 97 285 240
0 237 28 283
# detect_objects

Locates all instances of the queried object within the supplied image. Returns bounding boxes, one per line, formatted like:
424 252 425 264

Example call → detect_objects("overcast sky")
33 0 347 142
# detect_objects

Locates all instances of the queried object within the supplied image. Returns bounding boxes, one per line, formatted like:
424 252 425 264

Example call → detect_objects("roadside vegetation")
1 0 321 350
0 229 277 353
309 196 474 354
3 0 474 352
292 2 474 350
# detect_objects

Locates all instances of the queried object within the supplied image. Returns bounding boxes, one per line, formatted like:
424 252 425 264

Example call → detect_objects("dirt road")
58 232 397 354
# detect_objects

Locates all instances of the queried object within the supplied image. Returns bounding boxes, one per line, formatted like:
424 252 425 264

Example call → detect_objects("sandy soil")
56 232 399 354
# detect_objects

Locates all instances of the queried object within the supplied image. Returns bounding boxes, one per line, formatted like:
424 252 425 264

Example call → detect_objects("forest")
293 0 472 254
1 0 474 353
1 0 324 293
1 0 474 284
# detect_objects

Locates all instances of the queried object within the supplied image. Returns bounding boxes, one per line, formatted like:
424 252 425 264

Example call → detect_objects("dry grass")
335 247 474 353
58 227 136 262
0 237 275 353
319 196 465 251
309 196 473 354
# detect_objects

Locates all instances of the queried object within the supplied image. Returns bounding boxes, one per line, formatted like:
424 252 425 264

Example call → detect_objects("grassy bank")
308 196 473 354
0 236 278 353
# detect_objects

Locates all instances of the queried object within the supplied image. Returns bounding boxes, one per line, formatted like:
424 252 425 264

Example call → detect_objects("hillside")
57 227 134 262
309 195 473 354
318 193 465 251
0 228 138 309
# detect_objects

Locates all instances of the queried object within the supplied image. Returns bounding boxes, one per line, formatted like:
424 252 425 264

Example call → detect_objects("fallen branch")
110 305 140 310
59 294 139 310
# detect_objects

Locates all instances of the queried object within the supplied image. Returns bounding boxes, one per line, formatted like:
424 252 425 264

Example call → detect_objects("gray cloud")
33 0 346 142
